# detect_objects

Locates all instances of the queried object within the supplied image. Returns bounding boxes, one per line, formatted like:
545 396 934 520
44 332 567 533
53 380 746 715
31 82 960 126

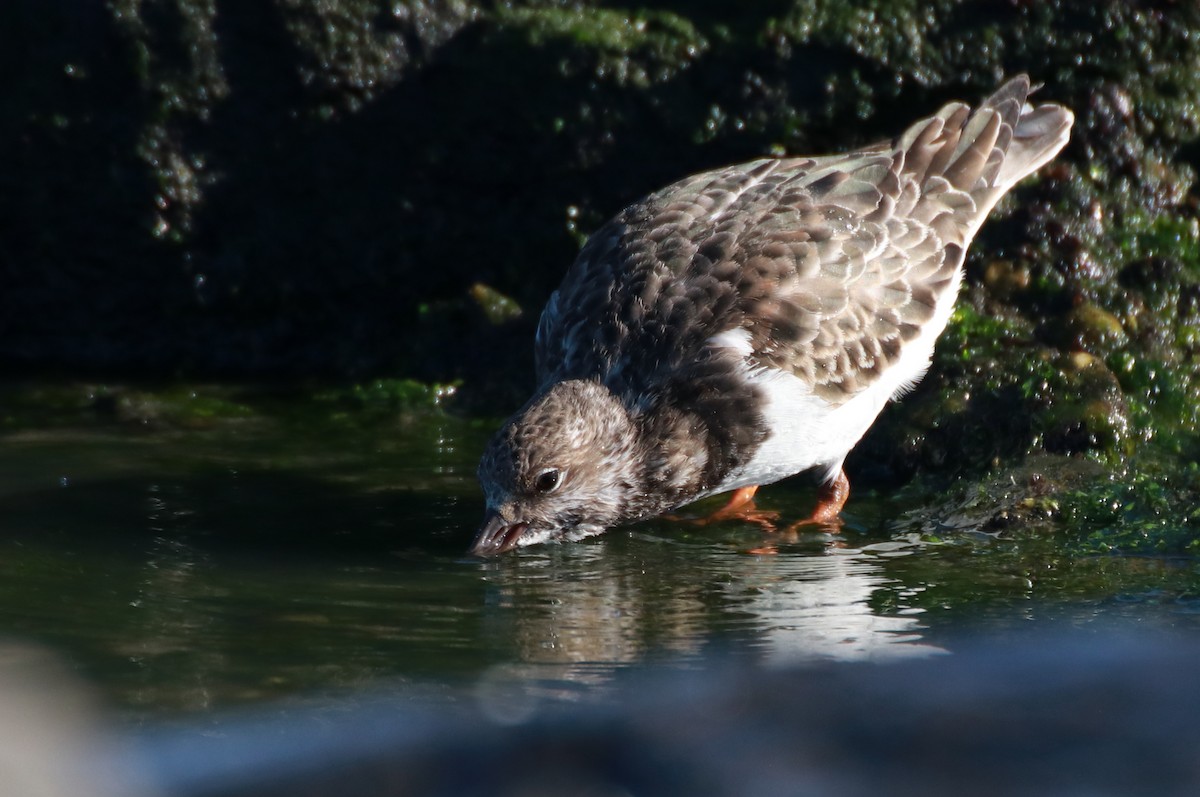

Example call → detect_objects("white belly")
707 366 893 496
701 279 959 497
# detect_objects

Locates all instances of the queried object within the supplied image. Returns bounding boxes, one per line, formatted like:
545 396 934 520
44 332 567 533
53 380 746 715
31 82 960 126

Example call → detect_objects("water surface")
1 398 1197 721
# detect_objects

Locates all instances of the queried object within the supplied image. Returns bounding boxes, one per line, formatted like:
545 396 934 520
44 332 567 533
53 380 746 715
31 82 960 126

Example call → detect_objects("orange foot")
748 472 850 554
705 484 782 528
706 485 781 530
664 485 781 530
665 473 850 548
783 469 850 532
710 485 758 519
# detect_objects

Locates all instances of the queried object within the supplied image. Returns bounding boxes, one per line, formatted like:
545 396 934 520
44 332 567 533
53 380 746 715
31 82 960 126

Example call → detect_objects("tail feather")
943 109 1002 189
896 75 1073 239
994 100 1074 191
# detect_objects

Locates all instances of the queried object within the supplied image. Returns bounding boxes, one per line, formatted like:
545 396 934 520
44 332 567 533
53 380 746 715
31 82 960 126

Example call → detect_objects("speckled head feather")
473 380 651 555
472 76 1073 555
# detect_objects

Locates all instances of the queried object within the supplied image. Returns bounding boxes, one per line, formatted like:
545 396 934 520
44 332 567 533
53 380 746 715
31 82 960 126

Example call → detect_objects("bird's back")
535 76 1073 405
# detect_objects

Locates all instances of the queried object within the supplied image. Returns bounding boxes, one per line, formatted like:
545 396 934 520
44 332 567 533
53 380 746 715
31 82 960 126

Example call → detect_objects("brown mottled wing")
534 161 787 388
536 76 1073 402
740 76 1072 401
731 148 958 402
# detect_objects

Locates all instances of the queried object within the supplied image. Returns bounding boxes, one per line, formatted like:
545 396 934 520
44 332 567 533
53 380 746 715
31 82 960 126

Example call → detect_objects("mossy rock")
3 0 1200 502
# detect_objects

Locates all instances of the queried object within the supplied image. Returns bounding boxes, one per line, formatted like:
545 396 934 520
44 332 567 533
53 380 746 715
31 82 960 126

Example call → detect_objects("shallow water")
1 401 1198 721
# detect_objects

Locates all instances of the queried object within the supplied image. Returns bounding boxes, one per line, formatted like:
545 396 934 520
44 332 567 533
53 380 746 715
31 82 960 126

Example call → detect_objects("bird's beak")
469 512 529 557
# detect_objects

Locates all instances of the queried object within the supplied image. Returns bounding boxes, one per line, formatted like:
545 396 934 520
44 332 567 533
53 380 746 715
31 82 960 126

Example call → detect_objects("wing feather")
535 77 1073 405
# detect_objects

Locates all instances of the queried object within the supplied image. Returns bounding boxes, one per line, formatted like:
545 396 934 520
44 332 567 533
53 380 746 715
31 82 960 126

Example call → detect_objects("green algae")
873 303 1134 473
1114 215 1200 276
890 451 1200 559
315 377 460 416
0 383 257 430
940 303 1034 364
0 380 465 435
495 5 707 85
1063 462 1200 557
469 283 524 326
772 0 948 82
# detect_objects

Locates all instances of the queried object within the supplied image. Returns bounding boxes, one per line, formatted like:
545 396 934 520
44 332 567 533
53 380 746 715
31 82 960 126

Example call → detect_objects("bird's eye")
534 468 562 494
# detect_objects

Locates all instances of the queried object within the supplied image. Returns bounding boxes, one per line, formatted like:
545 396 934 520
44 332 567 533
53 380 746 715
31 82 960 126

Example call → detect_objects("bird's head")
470 379 642 556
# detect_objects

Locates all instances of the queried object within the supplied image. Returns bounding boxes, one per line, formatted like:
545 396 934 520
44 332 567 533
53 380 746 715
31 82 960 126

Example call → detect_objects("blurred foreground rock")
112 632 1200 797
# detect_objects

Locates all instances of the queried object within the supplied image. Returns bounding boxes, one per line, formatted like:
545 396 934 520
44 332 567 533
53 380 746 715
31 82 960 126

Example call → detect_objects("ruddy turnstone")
471 76 1073 556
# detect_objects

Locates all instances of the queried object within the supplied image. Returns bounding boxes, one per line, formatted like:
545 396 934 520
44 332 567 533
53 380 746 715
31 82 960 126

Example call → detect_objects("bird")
470 75 1073 556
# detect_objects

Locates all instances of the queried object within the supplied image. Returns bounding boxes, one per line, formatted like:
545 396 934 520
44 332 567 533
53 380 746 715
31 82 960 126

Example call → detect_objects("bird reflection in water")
474 534 944 697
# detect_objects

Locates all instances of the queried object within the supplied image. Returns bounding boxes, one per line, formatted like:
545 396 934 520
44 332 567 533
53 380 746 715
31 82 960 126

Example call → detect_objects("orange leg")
663 484 780 529
707 484 781 529
786 469 850 530
709 485 761 520
747 472 849 554
666 472 849 547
